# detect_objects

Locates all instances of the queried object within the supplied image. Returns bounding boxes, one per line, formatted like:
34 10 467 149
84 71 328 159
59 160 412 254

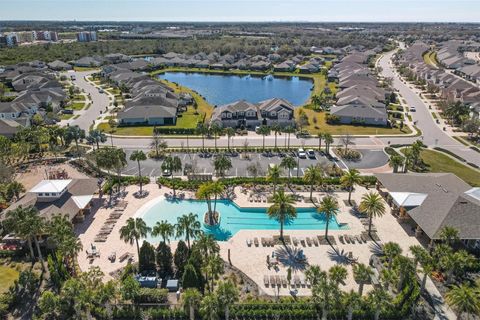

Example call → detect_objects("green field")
60 113 74 120
70 102 85 110
409 149 480 187
74 94 86 101
295 108 412 135
0 266 19 293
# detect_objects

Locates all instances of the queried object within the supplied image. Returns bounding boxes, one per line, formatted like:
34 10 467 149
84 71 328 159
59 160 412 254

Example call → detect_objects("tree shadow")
327 247 350 265
274 246 309 272
204 225 232 241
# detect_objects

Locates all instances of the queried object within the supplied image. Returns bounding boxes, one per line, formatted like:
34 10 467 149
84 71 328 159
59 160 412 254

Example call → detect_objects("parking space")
122 149 340 178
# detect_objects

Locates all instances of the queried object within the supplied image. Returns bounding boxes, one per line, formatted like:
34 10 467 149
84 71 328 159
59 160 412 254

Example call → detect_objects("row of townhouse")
396 41 480 118
209 98 295 130
150 52 331 74
102 64 183 126
329 51 389 126
0 63 67 136
436 40 480 85
0 31 58 47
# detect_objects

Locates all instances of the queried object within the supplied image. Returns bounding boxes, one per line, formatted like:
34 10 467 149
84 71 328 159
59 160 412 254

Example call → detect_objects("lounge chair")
270 276 276 287
246 239 252 247
356 235 363 243
292 237 299 246
261 238 266 247
264 275 269 287
348 251 353 259
344 235 350 244
275 275 281 287
293 275 300 288
339 235 345 244
254 237 259 247
281 275 288 287
312 238 319 246
306 237 312 246
349 235 356 244
300 238 306 247
119 252 130 263
300 277 306 288
360 234 368 242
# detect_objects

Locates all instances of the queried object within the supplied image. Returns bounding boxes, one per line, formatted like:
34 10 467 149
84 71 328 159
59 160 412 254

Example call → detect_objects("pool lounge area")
138 198 347 241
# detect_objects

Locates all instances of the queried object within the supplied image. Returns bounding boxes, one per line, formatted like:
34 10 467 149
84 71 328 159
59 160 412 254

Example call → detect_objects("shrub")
335 147 361 161
134 288 169 304
433 147 466 162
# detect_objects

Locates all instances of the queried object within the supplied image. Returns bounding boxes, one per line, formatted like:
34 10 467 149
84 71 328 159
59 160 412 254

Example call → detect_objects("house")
210 98 295 129
74 56 104 68
0 118 30 138
3 179 99 223
117 94 178 126
330 104 388 126
273 60 295 72
375 173 480 249
47 60 72 71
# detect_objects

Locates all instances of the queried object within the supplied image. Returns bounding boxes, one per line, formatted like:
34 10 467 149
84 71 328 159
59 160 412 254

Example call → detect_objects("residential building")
76 31 97 42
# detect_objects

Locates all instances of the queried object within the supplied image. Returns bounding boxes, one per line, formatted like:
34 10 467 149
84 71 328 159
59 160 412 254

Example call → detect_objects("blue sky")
1 0 479 22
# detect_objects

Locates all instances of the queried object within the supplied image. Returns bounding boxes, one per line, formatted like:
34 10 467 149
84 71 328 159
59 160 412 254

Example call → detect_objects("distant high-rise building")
34 31 59 42
5 33 18 47
77 31 97 42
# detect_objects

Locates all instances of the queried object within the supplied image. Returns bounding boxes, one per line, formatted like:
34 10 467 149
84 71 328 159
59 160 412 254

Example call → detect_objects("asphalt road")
68 71 110 131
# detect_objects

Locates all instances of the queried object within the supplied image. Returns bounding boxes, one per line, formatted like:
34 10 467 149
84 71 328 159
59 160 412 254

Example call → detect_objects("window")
271 112 276 117
38 193 43 196
226 113 232 118
44 193 50 196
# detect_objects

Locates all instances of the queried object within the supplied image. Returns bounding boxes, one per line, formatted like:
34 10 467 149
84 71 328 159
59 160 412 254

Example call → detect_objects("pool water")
140 199 346 242
158 72 313 106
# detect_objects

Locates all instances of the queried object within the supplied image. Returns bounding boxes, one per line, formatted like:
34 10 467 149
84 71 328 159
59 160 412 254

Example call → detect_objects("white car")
297 148 306 159
410 107 416 112
307 149 316 159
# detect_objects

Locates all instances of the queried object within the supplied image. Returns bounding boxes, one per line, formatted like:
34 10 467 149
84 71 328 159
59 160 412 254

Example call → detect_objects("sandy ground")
15 162 88 191
74 182 422 297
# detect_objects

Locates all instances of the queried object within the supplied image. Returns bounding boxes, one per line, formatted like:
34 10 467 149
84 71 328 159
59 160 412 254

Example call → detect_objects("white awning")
465 188 480 201
390 192 428 207
72 195 94 209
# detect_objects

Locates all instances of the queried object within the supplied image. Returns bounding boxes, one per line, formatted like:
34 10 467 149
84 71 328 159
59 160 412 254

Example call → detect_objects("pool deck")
75 183 422 297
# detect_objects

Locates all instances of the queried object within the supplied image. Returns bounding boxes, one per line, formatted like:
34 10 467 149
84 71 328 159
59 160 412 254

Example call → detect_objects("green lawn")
416 149 480 186
74 94 86 101
295 108 412 135
60 114 74 120
98 106 203 136
423 51 439 68
70 102 85 110
0 266 19 293
74 66 100 72
106 88 121 95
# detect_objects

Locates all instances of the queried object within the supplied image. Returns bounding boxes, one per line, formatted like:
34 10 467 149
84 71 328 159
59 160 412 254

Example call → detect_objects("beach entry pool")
158 72 313 106
139 199 346 242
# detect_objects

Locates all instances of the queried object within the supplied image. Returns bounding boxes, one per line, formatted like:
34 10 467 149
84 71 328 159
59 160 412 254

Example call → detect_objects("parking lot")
122 149 338 178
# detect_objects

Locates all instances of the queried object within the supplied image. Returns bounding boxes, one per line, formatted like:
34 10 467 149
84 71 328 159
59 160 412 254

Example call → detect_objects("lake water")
139 199 346 242
158 72 313 106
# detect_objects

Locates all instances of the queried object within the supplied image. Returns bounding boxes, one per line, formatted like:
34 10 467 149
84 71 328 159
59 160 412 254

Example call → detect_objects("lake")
158 72 313 106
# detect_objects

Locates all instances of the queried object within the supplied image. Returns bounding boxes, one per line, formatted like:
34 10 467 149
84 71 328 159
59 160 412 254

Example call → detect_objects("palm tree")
344 290 362 320
150 132 167 158
200 293 219 320
216 280 239 320
119 217 151 258
353 263 373 295
129 150 147 193
280 156 296 187
176 213 201 249
196 123 209 151
303 164 323 201
196 233 220 259
87 129 107 150
225 127 235 151
213 154 232 178
209 123 223 151
283 126 295 150
267 164 282 195
323 133 333 155
403 148 413 173
162 155 182 179
328 265 347 285
203 254 224 292
317 132 324 151
445 284 480 320
182 288 202 320
305 265 323 287
267 190 296 240
5 206 46 270
359 192 386 236
341 168 361 204
382 242 402 270
210 181 224 214
409 245 429 268
318 195 338 240
388 154 404 173
65 125 85 156
439 226 460 247
271 124 281 150
367 288 391 320
6 181 25 201
257 125 271 151
197 182 214 222
151 220 174 244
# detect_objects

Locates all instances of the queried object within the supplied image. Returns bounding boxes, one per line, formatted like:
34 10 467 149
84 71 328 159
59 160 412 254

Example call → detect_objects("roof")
389 192 428 207
30 179 72 193
376 173 480 240
3 178 98 221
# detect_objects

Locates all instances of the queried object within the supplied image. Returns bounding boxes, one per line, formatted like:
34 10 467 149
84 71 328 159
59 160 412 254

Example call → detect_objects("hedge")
153 127 197 135
134 288 168 304
433 147 467 162
470 146 480 153
103 176 150 193
112 306 186 320
157 176 377 191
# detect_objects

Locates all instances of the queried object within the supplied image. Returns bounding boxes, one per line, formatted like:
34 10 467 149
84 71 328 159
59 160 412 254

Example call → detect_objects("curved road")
79 52 479 167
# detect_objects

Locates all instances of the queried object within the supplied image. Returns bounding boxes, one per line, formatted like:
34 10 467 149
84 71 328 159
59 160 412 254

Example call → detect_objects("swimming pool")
139 198 346 241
